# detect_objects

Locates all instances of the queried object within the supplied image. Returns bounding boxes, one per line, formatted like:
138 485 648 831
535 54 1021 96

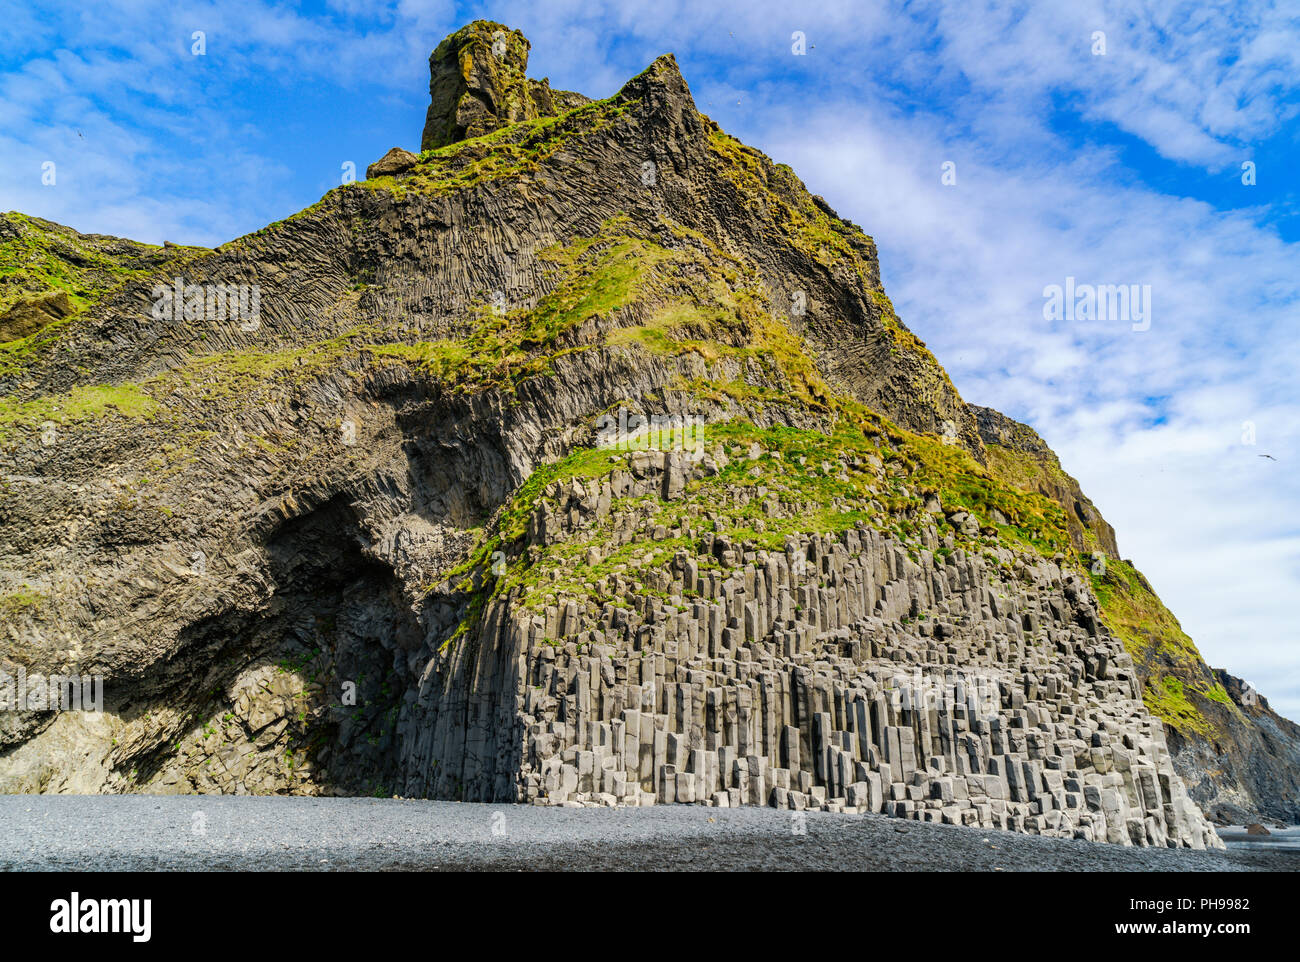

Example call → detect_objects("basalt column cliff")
2 21 1297 846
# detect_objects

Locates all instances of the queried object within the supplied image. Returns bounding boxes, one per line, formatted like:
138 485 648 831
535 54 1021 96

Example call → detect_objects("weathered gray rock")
366 147 419 180
419 20 589 151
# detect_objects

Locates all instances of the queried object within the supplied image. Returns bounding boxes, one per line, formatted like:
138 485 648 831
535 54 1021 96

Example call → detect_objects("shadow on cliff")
110 494 420 795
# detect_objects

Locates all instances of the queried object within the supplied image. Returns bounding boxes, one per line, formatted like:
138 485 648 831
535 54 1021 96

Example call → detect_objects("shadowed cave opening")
123 494 424 795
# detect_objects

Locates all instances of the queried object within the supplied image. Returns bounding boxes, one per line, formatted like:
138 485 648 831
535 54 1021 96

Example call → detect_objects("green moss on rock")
0 383 157 441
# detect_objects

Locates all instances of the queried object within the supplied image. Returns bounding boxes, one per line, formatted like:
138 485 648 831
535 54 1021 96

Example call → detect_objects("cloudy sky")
3 0 1298 717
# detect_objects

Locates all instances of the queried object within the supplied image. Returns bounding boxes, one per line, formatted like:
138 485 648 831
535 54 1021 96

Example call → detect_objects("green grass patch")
0 587 45 617
0 212 205 380
1089 559 1203 666
368 218 667 392
0 383 157 441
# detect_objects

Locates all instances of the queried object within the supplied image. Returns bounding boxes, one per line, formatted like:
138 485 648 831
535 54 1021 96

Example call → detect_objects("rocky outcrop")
0 290 74 342
1165 671 1300 825
0 20 1290 845
0 212 197 325
366 147 419 181
420 20 589 152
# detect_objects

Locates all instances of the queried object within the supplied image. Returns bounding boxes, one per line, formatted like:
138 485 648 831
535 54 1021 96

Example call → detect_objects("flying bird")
1259 454 1277 460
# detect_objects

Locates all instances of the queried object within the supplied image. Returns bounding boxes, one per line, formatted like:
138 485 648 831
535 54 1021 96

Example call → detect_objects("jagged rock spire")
420 20 587 152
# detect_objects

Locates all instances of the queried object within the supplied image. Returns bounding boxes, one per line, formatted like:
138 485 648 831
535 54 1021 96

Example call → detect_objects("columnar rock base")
406 451 1222 850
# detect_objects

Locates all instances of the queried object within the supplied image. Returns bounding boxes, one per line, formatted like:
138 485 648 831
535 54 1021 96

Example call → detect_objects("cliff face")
0 20 1290 843
971 407 1300 824
970 406 1117 559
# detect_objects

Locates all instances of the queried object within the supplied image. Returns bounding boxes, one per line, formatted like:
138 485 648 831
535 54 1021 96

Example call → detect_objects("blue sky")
3 0 1299 718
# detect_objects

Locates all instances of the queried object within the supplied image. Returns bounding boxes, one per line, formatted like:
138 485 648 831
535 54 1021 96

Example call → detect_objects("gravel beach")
1 795 1295 871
